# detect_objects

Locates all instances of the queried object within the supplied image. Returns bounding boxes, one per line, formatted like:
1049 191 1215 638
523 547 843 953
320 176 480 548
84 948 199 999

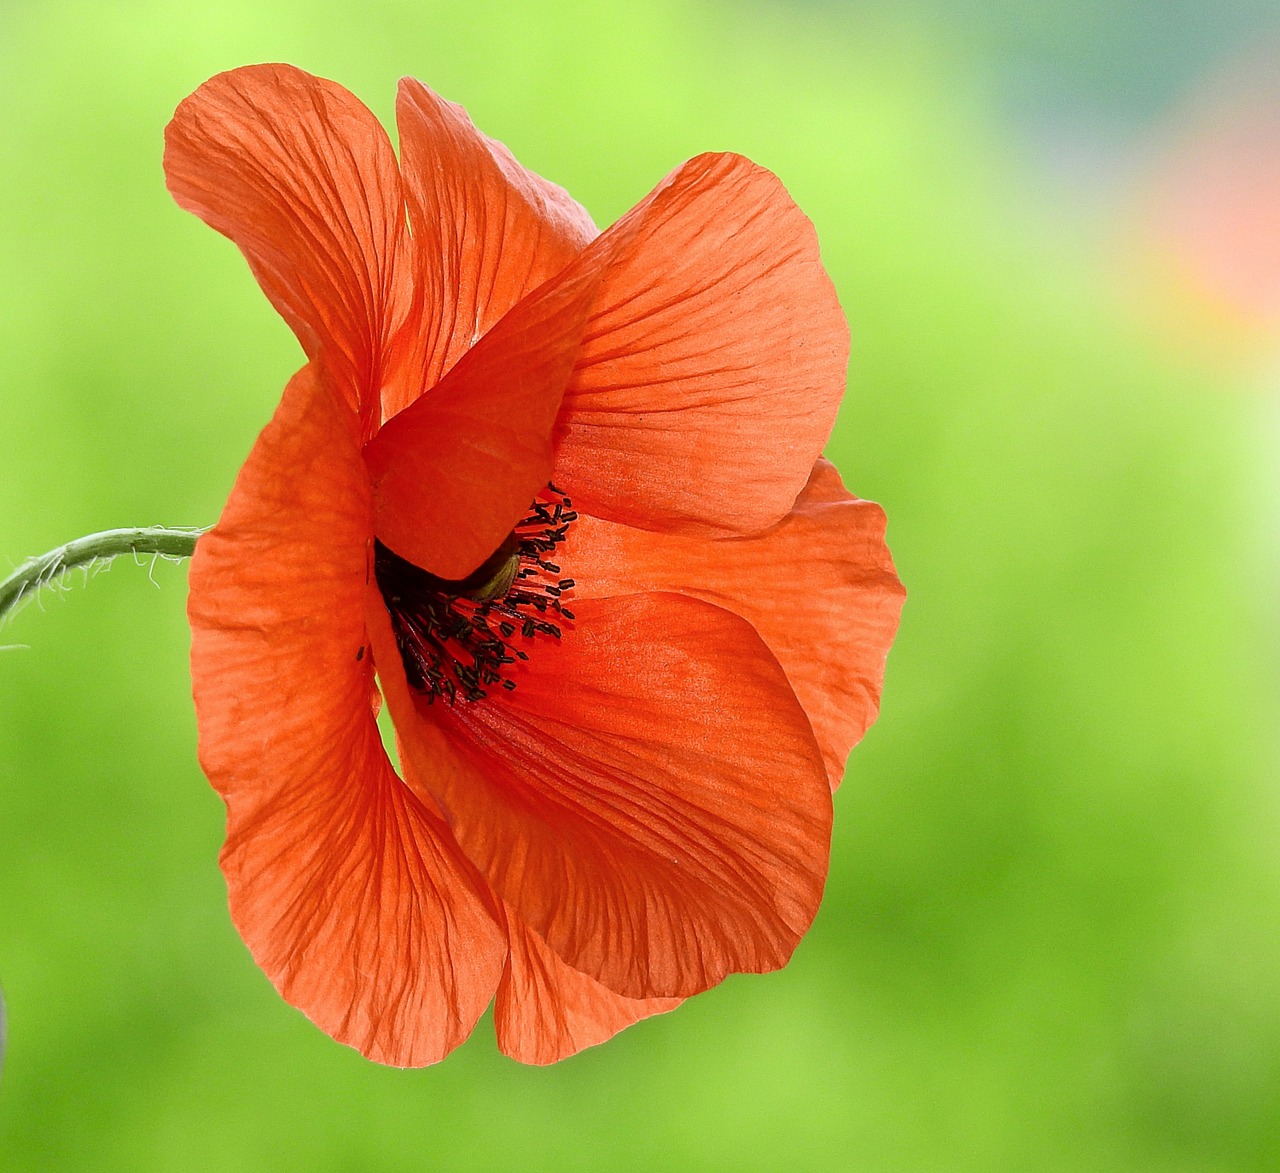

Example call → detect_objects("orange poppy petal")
165 65 416 432
494 904 681 1065
389 78 598 414
562 459 905 789
391 593 832 1001
552 152 849 536
190 366 504 1067
363 258 605 580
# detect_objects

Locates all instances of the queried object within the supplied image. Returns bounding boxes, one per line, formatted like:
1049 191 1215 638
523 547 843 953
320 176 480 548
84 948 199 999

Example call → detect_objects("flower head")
166 64 903 1066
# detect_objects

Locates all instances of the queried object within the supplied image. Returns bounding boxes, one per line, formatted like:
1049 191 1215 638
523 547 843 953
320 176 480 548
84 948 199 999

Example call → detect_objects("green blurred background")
2 0 1279 1168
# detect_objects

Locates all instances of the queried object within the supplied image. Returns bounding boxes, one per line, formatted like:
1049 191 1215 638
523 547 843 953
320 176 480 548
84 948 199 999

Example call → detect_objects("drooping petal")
551 152 850 536
190 366 504 1067
383 592 832 1001
366 599 681 1063
563 459 905 789
390 77 598 413
363 256 605 580
495 905 681 1066
165 65 417 432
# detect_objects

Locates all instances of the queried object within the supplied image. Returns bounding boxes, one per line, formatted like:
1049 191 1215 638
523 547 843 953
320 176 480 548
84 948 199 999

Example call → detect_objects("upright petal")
552 152 850 536
190 366 504 1067
495 906 681 1066
385 592 832 1001
165 65 417 432
564 460 905 789
363 256 605 580
391 78 598 412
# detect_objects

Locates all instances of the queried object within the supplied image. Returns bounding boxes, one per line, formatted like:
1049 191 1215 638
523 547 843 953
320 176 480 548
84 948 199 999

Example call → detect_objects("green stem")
0 526 208 626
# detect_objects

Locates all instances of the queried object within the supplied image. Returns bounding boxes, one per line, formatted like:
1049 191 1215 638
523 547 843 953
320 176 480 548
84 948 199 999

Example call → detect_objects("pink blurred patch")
1139 44 1280 343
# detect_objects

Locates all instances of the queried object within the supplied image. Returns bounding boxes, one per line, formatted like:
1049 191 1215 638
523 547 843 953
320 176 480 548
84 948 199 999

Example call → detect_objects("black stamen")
374 485 576 704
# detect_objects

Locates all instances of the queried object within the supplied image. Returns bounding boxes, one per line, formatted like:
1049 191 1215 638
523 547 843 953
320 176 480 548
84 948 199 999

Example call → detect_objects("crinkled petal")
563 459 905 788
552 152 849 535
390 77 597 413
382 592 832 1001
189 366 504 1067
495 904 681 1065
363 257 605 580
165 65 417 432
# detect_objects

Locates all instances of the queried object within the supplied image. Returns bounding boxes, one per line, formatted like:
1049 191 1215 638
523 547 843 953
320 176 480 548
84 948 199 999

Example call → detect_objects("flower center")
374 486 577 704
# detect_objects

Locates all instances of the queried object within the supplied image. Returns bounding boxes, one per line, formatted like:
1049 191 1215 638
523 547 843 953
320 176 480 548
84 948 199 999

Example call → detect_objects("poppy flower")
166 64 903 1067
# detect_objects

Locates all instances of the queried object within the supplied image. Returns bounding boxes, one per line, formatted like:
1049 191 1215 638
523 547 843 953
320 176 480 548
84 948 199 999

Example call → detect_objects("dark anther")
374 485 576 705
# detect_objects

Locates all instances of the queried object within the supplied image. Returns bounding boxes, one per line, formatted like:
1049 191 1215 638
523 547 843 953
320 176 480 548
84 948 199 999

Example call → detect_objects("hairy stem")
0 526 208 625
